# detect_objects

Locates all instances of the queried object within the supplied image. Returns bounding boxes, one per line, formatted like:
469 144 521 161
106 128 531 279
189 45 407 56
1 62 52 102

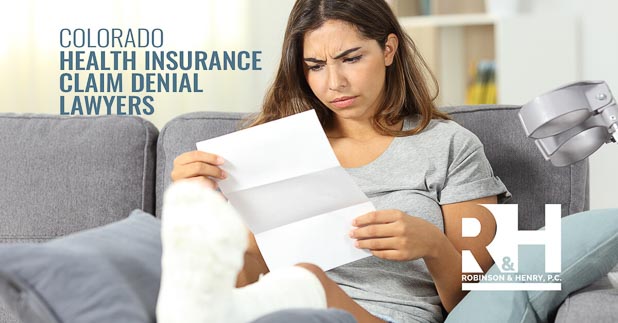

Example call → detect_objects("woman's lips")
330 96 357 109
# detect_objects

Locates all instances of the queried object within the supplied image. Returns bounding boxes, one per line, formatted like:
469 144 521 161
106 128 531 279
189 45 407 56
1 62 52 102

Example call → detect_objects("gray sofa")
0 105 615 323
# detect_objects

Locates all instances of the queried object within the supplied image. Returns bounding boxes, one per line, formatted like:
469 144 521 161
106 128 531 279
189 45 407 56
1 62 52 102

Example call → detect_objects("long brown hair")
247 0 449 136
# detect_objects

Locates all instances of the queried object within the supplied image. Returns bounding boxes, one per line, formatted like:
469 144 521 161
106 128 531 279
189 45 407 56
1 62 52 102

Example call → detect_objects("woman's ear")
384 33 398 66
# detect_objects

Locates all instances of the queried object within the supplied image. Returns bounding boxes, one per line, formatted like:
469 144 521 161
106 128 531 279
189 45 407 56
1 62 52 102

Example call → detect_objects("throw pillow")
0 210 161 323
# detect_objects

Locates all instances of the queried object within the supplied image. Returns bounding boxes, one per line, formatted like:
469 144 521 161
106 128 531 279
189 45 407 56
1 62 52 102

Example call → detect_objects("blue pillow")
0 210 162 323
446 208 618 323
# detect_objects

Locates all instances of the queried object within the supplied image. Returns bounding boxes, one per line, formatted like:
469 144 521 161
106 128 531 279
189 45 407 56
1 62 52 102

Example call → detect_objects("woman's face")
302 19 397 124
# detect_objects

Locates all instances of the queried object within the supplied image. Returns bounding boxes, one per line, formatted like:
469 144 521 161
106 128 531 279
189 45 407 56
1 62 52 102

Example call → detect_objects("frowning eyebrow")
304 47 362 63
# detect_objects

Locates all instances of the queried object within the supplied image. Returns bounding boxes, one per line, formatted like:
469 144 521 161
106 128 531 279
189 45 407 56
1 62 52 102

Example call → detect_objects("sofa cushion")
554 285 618 323
445 208 618 323
0 114 158 243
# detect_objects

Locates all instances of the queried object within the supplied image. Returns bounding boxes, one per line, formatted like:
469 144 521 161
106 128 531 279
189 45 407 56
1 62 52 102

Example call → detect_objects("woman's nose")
327 66 347 91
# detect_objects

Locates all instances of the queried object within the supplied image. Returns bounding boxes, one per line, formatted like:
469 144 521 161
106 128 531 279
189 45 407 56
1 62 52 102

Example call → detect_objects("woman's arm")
427 195 497 312
351 195 497 312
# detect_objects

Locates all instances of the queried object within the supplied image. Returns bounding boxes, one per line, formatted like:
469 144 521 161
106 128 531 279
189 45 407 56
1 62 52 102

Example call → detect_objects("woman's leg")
236 237 384 322
236 231 269 287
235 241 384 322
295 263 387 323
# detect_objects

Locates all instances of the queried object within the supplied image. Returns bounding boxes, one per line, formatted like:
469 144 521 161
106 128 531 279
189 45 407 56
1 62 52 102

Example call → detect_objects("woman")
159 0 509 322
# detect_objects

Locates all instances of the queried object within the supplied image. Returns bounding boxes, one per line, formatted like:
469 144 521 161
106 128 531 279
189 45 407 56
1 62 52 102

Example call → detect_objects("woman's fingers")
353 237 398 250
353 234 418 261
349 222 398 239
173 150 224 167
171 162 226 182
172 162 226 180
171 151 227 182
352 210 403 227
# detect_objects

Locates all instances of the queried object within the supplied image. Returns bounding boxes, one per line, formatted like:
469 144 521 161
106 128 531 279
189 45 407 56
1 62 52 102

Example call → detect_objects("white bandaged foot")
230 266 327 322
157 181 248 323
156 181 327 323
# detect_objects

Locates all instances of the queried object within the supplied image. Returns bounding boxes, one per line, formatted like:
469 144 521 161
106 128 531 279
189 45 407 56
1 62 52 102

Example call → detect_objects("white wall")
579 0 618 209
247 0 296 110
520 0 618 209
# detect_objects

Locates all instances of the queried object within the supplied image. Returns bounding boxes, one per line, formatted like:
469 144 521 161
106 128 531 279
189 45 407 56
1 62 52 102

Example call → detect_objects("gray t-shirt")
326 116 509 323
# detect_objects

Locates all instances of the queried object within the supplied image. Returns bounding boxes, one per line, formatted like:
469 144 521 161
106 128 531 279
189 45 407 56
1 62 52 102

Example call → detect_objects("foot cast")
156 181 327 323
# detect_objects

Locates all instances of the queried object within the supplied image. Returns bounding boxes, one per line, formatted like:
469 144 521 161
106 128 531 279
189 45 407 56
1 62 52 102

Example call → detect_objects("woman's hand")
350 210 446 261
170 150 227 189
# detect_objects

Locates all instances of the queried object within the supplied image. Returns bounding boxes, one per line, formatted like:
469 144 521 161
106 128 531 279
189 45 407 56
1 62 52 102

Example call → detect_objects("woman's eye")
343 55 362 63
307 65 324 71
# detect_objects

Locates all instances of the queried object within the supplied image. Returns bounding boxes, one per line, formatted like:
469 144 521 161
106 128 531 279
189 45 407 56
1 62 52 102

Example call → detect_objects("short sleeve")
438 130 510 205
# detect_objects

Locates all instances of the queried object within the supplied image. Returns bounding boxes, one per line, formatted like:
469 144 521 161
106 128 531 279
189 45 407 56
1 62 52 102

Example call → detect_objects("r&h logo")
461 204 561 291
